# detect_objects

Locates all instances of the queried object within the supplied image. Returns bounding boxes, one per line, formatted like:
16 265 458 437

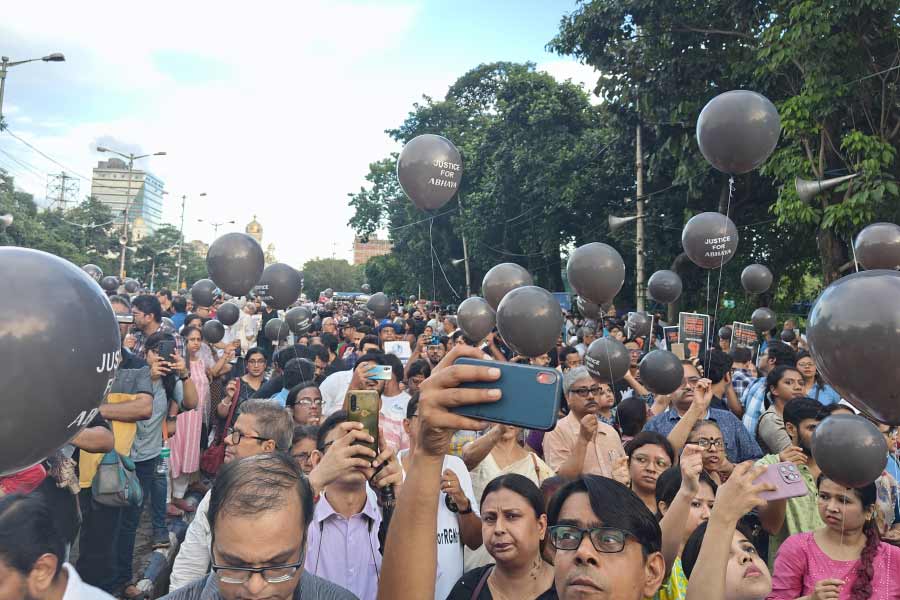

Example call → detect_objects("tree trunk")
817 227 846 284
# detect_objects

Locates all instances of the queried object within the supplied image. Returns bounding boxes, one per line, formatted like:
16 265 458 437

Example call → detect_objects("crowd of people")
1 288 899 600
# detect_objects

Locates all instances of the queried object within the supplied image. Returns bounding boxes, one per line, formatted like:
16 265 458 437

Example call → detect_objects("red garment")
0 464 47 495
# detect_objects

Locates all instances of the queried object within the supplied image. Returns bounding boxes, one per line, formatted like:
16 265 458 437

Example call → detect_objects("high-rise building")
353 235 392 265
91 158 166 231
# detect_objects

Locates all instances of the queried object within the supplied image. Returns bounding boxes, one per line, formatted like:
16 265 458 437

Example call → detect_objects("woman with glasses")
794 350 841 406
286 382 323 426
215 348 268 426
687 420 734 485
624 432 676 513
448 474 556 599
169 326 232 514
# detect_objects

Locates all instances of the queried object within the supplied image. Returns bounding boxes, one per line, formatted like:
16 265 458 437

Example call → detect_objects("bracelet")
458 501 473 515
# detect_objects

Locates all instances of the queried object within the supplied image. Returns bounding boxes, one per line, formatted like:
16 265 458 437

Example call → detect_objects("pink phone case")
753 461 808 501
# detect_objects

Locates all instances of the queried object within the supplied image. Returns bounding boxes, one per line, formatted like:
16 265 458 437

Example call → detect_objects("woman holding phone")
168 325 232 513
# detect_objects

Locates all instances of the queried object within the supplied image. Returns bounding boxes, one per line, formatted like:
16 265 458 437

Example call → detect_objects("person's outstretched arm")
685 462 772 600
377 345 500 600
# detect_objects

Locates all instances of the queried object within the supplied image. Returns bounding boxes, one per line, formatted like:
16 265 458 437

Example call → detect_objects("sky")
0 0 598 267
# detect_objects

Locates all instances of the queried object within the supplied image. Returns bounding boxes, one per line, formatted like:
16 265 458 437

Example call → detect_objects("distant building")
189 239 209 256
91 158 165 231
265 242 277 266
353 235 392 265
246 215 263 243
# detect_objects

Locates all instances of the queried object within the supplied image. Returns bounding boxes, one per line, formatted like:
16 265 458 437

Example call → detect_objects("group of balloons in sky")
397 89 900 488
1 88 900 490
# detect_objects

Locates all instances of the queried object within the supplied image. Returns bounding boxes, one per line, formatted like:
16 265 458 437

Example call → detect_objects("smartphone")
753 462 809 501
450 358 561 431
116 314 135 324
365 365 393 381
343 390 380 454
431 335 440 345
157 340 176 363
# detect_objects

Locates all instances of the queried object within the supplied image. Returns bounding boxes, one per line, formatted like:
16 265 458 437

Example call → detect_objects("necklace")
487 561 551 600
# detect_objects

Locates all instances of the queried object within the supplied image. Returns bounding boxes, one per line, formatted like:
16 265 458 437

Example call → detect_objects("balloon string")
850 235 860 273
429 217 436 304
706 176 734 373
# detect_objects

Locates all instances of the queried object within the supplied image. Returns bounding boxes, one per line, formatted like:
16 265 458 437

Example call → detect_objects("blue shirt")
741 377 768 435
270 387 289 408
170 312 186 331
643 407 763 464
807 383 842 406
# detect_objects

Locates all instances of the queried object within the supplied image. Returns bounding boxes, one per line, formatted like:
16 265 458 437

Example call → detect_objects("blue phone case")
450 358 562 431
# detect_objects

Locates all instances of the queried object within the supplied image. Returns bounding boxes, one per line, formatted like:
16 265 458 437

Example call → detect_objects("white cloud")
537 60 602 104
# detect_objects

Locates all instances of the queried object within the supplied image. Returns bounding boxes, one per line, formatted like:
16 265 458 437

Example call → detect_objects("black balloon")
718 326 733 341
0 248 120 475
352 310 368 322
100 276 119 291
812 414 888 488
626 312 651 337
584 338 630 383
577 297 604 319
202 319 225 344
82 264 103 283
496 286 563 357
639 350 684 395
854 222 900 270
161 316 175 330
751 307 776 332
217 302 240 326
123 278 139 294
256 263 303 310
408 295 417 302
647 270 682 304
696 90 781 174
367 292 391 319
206 232 265 296
807 270 900 424
482 263 533 311
264 317 289 341
286 306 313 335
191 278 217 307
741 264 773 294
567 243 625 305
682 212 739 269
780 329 796 343
457 297 496 342
397 134 463 211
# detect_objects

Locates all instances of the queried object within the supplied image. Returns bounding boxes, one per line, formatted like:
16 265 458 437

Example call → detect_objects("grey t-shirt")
132 378 184 462
159 571 358 600
756 405 791 455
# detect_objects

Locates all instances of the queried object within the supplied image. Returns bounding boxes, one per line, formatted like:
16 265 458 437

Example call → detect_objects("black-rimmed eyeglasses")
212 560 302 584
225 427 270 445
549 525 632 553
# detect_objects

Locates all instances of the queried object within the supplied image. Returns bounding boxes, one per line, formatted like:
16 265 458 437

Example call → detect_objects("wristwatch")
445 494 473 514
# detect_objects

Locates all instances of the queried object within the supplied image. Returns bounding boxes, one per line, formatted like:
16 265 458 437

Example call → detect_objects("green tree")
129 224 183 289
301 258 364 297
364 253 418 298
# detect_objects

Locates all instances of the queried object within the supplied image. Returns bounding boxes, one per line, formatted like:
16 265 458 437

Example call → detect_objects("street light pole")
635 123 646 312
198 218 235 240
0 53 65 127
97 146 167 280
176 192 205 289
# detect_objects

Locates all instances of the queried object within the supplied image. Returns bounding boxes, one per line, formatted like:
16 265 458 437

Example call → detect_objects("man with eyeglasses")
545 366 626 480
643 361 763 465
376 344 666 600
169 399 294 591
161 453 355 600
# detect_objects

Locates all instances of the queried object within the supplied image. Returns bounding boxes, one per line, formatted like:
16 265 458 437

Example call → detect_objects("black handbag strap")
471 566 492 600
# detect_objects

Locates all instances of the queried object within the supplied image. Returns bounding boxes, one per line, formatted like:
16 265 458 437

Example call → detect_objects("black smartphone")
450 358 561 431
157 340 176 363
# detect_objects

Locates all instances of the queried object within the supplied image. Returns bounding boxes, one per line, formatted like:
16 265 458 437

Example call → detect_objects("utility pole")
635 122 646 312
176 194 186 288
461 230 472 297
46 172 78 211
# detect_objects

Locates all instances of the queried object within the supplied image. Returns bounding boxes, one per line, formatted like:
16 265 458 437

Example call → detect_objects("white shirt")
62 563 116 600
399 452 480 600
321 369 354 417
169 491 212 591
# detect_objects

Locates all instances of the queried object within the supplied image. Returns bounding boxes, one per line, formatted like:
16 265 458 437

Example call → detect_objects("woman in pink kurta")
768 475 900 600
168 326 229 511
